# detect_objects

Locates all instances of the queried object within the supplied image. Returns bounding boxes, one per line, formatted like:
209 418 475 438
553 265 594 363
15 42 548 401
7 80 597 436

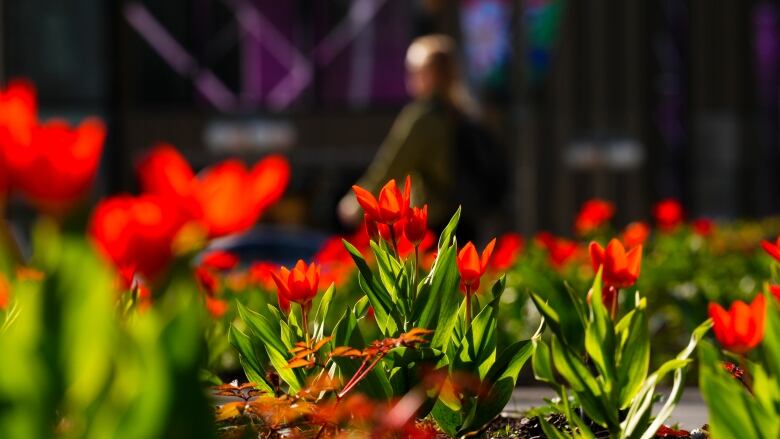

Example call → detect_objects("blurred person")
338 34 508 238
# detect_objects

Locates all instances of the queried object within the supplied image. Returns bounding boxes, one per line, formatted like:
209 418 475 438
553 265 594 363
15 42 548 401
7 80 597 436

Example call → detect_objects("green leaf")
437 207 461 250
371 240 409 316
228 326 273 393
698 341 771 439
413 242 461 351
465 339 535 433
533 338 555 384
330 308 393 399
236 301 286 355
456 285 502 378
312 283 335 340
585 268 617 388
550 336 614 428
615 299 650 409
621 318 712 439
343 240 399 335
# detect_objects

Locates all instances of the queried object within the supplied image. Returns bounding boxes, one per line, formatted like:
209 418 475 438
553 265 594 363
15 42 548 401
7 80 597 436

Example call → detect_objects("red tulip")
200 250 239 271
6 118 105 213
137 145 290 238
205 296 229 318
195 266 219 296
0 80 37 199
589 239 642 289
270 260 320 307
691 218 714 237
709 294 766 354
489 232 524 271
404 204 428 245
248 261 278 291
89 194 187 282
761 237 780 262
536 232 579 268
352 176 411 225
621 222 650 248
574 199 615 235
457 239 496 291
396 230 436 259
653 199 684 231
769 285 780 302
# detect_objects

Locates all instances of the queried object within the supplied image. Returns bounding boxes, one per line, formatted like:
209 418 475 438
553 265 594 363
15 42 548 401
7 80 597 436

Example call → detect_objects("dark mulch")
478 414 708 439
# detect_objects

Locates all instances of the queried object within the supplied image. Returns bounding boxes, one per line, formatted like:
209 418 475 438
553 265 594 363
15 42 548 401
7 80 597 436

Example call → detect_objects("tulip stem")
412 246 419 300
388 225 399 258
465 286 472 326
302 303 311 348
739 354 754 395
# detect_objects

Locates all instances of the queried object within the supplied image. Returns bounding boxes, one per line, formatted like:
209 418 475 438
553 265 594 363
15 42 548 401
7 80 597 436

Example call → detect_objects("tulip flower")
0 80 37 199
489 232 524 271
574 199 615 235
769 285 780 302
621 221 650 248
195 266 219 296
351 176 411 226
404 204 428 246
89 194 188 283
200 250 239 271
6 118 105 214
709 294 766 355
535 232 579 268
270 260 320 308
761 237 780 263
205 296 229 319
589 239 642 318
691 218 714 237
457 239 496 324
653 198 684 232
271 260 320 340
589 239 642 289
137 145 290 238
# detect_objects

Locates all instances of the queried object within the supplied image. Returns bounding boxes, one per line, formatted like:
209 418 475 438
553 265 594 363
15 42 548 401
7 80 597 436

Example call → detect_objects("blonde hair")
406 34 479 118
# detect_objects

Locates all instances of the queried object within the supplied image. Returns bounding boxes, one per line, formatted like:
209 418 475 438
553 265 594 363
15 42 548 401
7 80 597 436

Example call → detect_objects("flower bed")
1 80 779 438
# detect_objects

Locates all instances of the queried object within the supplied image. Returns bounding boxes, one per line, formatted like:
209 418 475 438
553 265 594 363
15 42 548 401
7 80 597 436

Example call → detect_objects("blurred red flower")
200 250 239 271
195 266 219 296
770 285 780 302
760 237 780 262
709 294 766 355
205 296 229 319
692 218 714 236
89 194 187 282
352 176 411 225
9 119 105 213
589 239 642 289
248 261 278 291
574 199 615 235
0 80 37 199
137 144 290 238
270 260 320 307
457 239 496 292
535 232 579 268
621 221 650 248
653 198 684 231
0 80 105 213
489 232 524 271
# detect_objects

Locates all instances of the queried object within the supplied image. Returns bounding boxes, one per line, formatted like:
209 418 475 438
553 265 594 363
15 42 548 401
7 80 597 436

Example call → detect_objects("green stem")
465 285 472 326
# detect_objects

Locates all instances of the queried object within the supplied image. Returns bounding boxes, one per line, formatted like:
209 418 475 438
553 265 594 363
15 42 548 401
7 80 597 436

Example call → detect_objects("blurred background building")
2 0 779 235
